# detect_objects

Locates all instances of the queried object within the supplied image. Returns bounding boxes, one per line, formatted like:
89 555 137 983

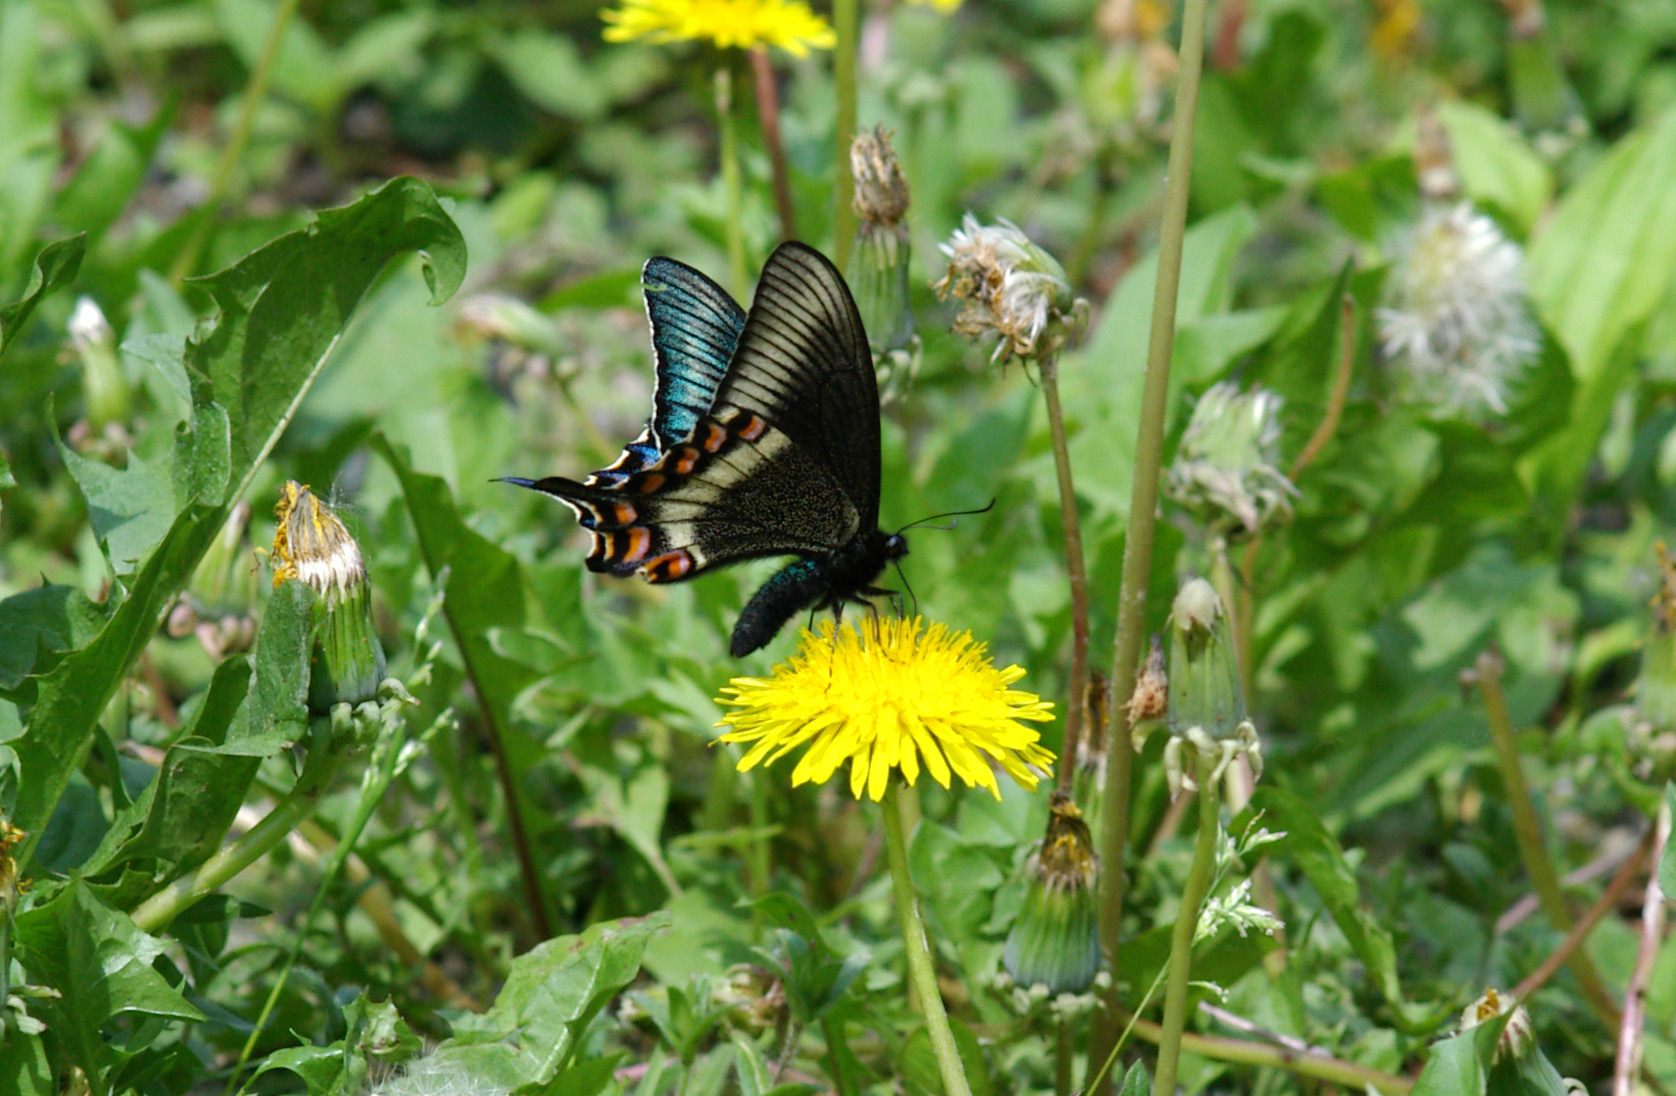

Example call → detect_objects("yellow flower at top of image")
903 0 964 15
602 0 837 56
715 617 1055 802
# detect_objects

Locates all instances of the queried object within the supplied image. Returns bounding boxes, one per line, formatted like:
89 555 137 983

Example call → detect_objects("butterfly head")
884 531 909 562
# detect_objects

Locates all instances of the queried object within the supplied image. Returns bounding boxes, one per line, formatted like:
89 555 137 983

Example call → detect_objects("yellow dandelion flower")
602 0 837 56
715 617 1055 802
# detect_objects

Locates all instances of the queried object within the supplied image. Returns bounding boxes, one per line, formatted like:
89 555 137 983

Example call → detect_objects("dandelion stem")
132 722 355 935
1612 790 1670 1096
717 65 748 299
1095 0 1211 1081
1474 649 1621 1029
750 47 797 242
832 0 858 267
169 0 300 282
1041 351 1091 796
882 783 975 1096
1153 776 1221 1095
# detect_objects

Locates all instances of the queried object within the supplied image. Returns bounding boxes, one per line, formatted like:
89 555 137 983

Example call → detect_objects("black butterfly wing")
518 410 860 582
593 256 747 482
707 242 881 528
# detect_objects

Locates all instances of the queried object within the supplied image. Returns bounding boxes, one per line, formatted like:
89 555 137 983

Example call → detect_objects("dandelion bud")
1164 579 1259 798
67 296 129 428
934 215 1084 365
0 819 25 912
848 127 918 401
1165 382 1296 539
272 482 386 712
1460 988 1535 1064
1003 793 1101 993
1377 202 1538 419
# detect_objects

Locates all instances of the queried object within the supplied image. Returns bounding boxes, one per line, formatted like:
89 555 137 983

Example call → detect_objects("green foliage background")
4 0 1676 1092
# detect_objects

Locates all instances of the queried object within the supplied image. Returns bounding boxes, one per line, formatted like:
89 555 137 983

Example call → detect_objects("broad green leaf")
426 913 668 1089
375 434 540 754
13 880 204 1092
1437 101 1552 235
1660 783 1676 903
0 1028 53 1095
1529 106 1676 382
0 584 109 692
14 179 464 866
1117 1061 1152 1095
248 1044 358 1095
518 1054 624 1096
1411 1015 1505 1096
80 656 256 878
224 579 313 755
0 234 85 359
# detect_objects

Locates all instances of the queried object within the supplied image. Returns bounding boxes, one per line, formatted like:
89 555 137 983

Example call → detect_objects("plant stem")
832 0 858 267
1474 649 1620 1029
1094 0 1211 1082
169 0 301 282
1041 352 1091 794
882 783 974 1096
1154 775 1221 1095
131 725 354 934
750 48 797 242
1613 792 1670 1096
1055 1022 1074 1096
1113 1005 1413 1093
1513 822 1653 1002
716 65 748 300
821 1015 861 1096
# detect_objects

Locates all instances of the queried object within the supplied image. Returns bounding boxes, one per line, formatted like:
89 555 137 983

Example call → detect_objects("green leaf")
1411 1015 1505 1096
0 1028 54 1095
1660 783 1676 903
0 233 85 359
425 913 668 1089
1117 1060 1152 1096
1436 101 1552 235
0 584 109 692
517 1053 624 1096
224 579 314 756
1249 785 1420 1025
80 656 257 879
13 880 205 1092
1529 106 1676 382
14 179 463 867
52 110 171 244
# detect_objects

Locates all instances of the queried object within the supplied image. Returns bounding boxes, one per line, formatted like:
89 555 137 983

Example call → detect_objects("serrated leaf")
13 880 205 1091
425 913 668 1089
14 180 463 867
0 234 85 359
0 584 110 692
226 579 313 756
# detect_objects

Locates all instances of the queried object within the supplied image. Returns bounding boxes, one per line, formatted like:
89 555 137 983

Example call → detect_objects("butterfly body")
506 243 902 657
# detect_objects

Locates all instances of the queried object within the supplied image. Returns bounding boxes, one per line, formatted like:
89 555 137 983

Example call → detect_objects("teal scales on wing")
503 242 907 657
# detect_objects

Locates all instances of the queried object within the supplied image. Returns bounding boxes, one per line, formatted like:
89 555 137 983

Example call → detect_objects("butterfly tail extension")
731 559 829 656
499 474 657 577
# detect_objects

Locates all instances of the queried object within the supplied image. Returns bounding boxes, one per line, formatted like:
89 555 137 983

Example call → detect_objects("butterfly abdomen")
732 559 829 657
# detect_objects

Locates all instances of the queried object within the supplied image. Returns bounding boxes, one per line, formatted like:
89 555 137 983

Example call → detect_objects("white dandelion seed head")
935 214 1078 364
1377 202 1539 418
1165 382 1297 536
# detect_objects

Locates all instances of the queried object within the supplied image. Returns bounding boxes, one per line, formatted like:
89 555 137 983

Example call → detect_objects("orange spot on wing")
610 502 637 525
738 414 768 442
635 473 666 494
701 422 728 452
640 550 694 582
619 526 652 564
672 448 700 475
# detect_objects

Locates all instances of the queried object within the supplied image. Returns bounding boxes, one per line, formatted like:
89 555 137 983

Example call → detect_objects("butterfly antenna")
896 497 997 535
893 561 919 620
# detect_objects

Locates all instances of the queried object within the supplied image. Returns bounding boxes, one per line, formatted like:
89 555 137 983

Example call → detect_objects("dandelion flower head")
602 0 836 56
934 214 1078 365
715 617 1055 801
1377 201 1538 418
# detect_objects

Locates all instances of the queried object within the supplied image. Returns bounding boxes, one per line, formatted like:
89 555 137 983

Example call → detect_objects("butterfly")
503 242 906 657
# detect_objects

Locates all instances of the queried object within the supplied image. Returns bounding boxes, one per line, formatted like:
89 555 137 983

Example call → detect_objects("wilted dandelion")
1165 382 1296 538
272 481 387 712
715 617 1055 801
1377 202 1539 418
934 215 1083 365
1004 793 1102 994
602 0 836 56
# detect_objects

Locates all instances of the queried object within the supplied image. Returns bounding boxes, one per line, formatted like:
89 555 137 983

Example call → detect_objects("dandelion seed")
1377 202 1538 418
715 616 1055 801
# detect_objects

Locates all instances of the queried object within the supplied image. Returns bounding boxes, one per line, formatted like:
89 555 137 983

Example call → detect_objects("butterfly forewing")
709 243 881 528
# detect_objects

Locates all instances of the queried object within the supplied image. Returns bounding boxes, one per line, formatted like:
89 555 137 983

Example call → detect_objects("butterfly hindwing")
592 257 747 483
708 243 881 528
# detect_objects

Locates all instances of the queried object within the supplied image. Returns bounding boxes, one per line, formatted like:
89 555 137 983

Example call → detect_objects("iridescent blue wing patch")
593 257 746 483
